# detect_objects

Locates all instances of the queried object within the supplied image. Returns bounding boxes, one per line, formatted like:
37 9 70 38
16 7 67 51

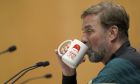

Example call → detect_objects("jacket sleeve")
62 73 77 84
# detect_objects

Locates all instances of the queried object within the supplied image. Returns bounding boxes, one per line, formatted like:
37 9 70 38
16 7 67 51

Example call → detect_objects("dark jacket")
62 41 140 84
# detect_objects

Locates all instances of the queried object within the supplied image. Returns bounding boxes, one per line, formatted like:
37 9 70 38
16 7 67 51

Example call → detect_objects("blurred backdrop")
0 0 140 84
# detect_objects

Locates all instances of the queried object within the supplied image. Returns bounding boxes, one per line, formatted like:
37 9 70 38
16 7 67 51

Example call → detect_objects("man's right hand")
55 49 76 76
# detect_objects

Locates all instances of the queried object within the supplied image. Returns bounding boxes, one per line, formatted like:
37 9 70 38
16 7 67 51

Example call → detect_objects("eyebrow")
82 25 92 30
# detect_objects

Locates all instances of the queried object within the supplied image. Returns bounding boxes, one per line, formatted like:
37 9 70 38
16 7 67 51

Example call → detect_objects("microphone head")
8 45 17 52
36 61 50 67
44 73 52 78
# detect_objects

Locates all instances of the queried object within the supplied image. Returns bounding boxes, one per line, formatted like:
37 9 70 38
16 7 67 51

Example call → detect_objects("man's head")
81 2 129 63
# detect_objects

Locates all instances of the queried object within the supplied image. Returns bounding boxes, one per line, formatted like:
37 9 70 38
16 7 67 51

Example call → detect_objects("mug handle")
57 40 72 57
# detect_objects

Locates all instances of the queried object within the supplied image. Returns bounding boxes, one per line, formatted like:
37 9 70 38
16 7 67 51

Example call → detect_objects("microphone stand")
4 66 35 84
20 73 52 84
11 66 38 84
4 61 49 84
0 50 8 55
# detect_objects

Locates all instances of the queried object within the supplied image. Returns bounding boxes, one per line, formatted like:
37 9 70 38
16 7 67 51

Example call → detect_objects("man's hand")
55 49 76 76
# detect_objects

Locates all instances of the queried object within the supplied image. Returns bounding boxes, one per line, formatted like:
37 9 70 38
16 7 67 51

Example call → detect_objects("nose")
81 33 88 44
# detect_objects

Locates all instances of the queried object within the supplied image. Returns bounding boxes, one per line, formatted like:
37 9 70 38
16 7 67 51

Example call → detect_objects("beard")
86 49 104 62
86 42 109 63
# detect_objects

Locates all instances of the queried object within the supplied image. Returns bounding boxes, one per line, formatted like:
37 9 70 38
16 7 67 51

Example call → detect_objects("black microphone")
4 61 50 84
36 61 50 67
0 45 17 55
20 73 52 84
44 73 52 78
7 45 17 52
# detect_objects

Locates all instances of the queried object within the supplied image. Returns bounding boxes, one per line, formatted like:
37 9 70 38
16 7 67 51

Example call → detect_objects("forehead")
82 14 101 29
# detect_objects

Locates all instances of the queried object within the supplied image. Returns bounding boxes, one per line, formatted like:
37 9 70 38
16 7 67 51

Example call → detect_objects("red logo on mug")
73 44 80 52
67 44 81 60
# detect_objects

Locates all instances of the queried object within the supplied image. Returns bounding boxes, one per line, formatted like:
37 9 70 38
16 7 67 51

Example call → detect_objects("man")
55 1 140 84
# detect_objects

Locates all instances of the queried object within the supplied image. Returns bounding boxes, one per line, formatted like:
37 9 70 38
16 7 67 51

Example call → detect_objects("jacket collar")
106 41 130 64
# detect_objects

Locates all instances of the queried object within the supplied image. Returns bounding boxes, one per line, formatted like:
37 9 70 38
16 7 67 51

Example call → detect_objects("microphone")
4 61 50 84
7 45 17 52
20 73 52 84
0 45 17 55
36 61 49 67
44 73 52 78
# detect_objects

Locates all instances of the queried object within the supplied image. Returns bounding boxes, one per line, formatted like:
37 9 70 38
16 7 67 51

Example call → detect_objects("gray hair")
81 1 129 41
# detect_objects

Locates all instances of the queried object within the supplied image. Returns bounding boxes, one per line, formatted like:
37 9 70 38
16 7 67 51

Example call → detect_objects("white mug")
57 39 88 68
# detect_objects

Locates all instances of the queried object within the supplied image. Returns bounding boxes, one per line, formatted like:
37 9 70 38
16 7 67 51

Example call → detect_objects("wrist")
62 68 76 76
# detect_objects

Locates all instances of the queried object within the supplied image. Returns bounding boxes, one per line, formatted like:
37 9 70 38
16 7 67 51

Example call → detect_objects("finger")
82 57 86 62
79 57 86 64
64 46 69 52
61 48 65 54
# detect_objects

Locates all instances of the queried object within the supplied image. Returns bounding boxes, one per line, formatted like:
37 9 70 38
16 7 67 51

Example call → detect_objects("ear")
107 25 119 42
